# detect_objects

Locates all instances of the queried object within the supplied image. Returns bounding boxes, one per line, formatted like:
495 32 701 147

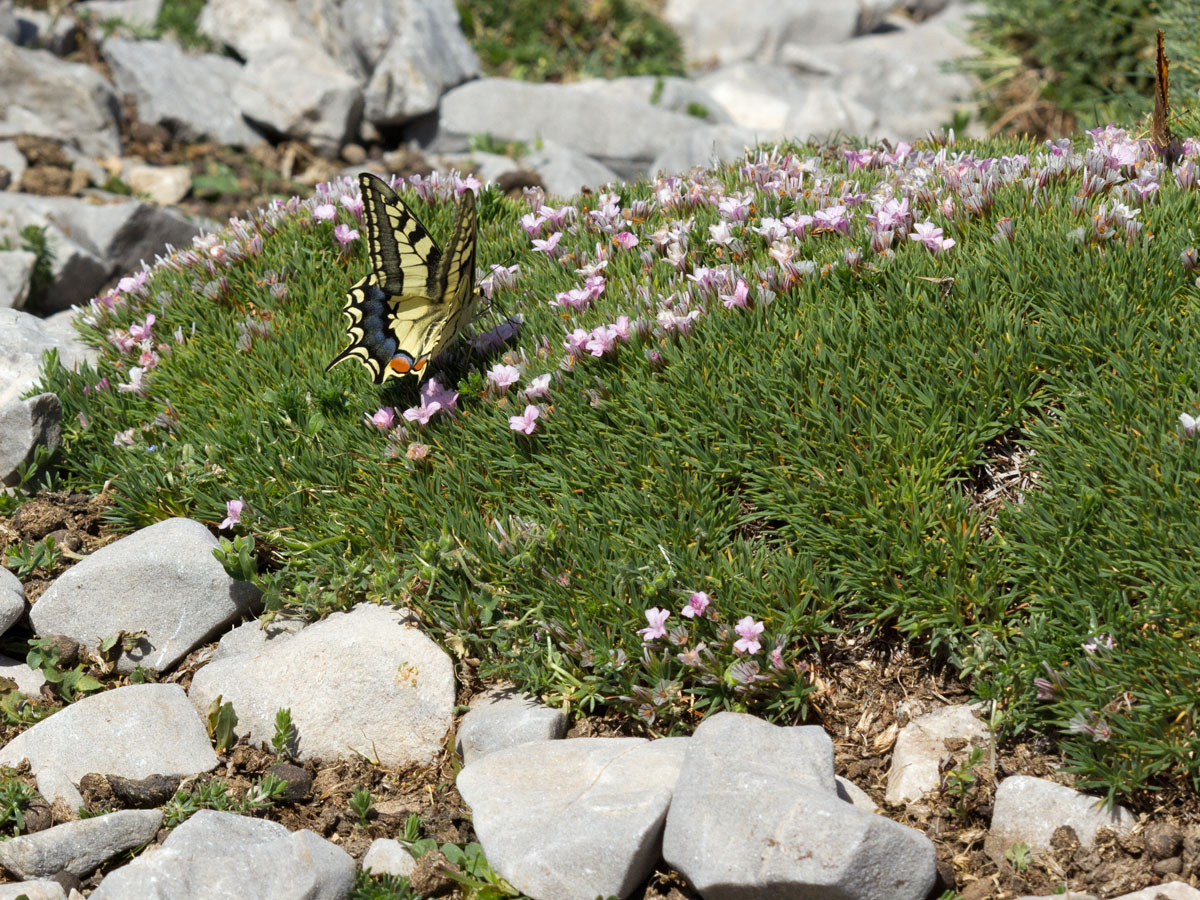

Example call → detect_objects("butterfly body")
327 173 478 383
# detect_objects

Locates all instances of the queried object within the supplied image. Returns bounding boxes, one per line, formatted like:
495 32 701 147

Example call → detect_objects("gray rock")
362 838 416 878
188 604 454 767
0 0 15 43
0 248 36 310
885 703 989 805
0 308 96 409
35 767 83 814
102 38 262 147
0 40 121 157
37 310 99 372
0 653 48 697
0 809 161 879
0 393 61 489
663 711 936 900
1013 893 1098 900
125 164 192 206
522 140 622 197
9 7 79 56
77 0 163 29
1104 884 1200 900
90 810 356 900
237 52 362 155
197 0 315 61
0 683 218 795
836 775 880 813
0 882 68 900
32 518 261 674
663 0 864 68
0 140 27 188
0 565 26 636
571 75 732 124
985 775 1137 864
437 78 712 168
649 123 756 179
0 193 202 313
781 4 981 141
456 685 567 766
459 737 688 900
697 62 877 140
360 0 480 127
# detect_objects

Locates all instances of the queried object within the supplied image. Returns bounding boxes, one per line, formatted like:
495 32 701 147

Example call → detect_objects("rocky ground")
2 487 1199 899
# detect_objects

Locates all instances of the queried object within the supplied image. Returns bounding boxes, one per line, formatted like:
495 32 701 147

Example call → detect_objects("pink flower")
368 406 395 429
509 404 541 434
531 232 562 255
770 647 785 671
406 442 430 461
128 313 156 343
614 231 639 250
117 271 149 294
720 279 751 310
340 193 364 220
314 203 336 221
487 364 522 391
524 374 552 398
113 428 135 446
733 616 764 654
681 592 710 619
611 316 632 341
564 328 591 355
334 223 360 248
638 607 670 641
219 499 245 529
520 212 546 236
910 221 955 254
586 325 618 357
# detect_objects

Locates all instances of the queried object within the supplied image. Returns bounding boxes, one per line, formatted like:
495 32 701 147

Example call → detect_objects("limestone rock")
188 604 455 767
0 810 161 879
31 517 261 674
456 686 568 765
0 41 121 157
885 703 989 805
0 683 218 797
459 737 688 900
663 712 937 900
102 38 262 147
90 810 355 900
985 776 1137 864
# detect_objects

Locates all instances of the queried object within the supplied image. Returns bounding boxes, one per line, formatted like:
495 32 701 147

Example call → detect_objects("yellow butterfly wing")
326 173 479 383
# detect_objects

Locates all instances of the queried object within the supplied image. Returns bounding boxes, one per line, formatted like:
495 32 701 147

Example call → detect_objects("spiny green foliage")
457 0 684 82
0 771 38 836
36 131 1200 802
153 0 215 51
161 774 290 827
965 0 1198 134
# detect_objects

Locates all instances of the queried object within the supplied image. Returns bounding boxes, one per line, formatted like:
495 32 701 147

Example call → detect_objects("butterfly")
326 173 479 383
1150 30 1183 168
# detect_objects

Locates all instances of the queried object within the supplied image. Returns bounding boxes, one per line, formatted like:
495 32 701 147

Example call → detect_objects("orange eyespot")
388 358 412 374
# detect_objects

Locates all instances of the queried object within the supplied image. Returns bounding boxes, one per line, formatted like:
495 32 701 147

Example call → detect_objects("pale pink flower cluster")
403 378 458 425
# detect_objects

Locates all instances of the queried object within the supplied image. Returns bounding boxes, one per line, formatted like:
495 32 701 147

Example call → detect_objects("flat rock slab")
0 809 161 878
0 566 25 637
664 711 937 900
362 838 416 878
985 775 1136 863
188 603 454 767
886 703 989 805
31 517 260 674
458 736 688 900
0 683 217 795
456 685 568 765
0 882 67 900
91 809 355 900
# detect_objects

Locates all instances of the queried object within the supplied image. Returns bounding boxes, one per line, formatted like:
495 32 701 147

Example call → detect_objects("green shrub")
37 130 1200 802
457 0 684 82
